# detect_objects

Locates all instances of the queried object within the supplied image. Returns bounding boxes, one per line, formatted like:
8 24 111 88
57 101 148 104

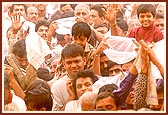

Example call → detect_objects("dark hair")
24 79 53 111
94 23 110 31
98 83 118 94
56 34 65 41
35 19 49 32
62 10 74 18
72 69 98 99
36 68 53 81
72 22 91 40
107 61 119 70
9 4 27 14
4 73 11 88
137 4 156 18
90 5 105 18
61 43 84 60
12 39 27 58
95 92 117 105
155 13 164 19
116 18 128 32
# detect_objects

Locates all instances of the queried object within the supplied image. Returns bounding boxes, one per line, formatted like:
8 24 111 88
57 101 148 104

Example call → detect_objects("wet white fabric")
104 36 137 64
55 17 76 35
26 33 52 70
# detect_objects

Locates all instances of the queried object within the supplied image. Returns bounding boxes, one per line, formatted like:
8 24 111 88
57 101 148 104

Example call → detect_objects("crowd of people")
3 2 165 112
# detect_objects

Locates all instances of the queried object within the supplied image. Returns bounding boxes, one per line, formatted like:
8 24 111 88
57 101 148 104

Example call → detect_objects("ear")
83 57 87 66
40 107 46 111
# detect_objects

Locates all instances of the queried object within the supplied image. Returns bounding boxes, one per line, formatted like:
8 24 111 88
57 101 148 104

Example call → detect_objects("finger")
132 39 140 47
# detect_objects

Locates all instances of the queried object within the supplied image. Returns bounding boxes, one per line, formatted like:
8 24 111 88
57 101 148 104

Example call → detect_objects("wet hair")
61 43 84 60
11 39 27 58
137 4 156 18
35 19 49 32
72 69 98 99
72 21 91 40
98 83 118 94
24 79 53 111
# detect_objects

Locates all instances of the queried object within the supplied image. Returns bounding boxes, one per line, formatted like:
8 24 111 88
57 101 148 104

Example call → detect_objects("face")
12 5 26 18
90 9 103 26
76 77 93 98
138 12 154 27
61 5 73 12
15 55 29 70
75 6 90 23
72 35 88 48
100 55 109 76
155 18 164 33
125 84 135 105
64 34 72 44
109 64 122 77
122 61 133 72
35 4 47 11
63 56 86 78
96 26 108 35
50 60 59 77
37 25 49 39
26 7 38 23
96 96 117 111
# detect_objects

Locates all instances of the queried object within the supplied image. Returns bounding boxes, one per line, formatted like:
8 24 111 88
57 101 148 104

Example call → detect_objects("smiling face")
72 35 88 48
36 25 49 39
62 56 86 79
138 12 155 27
76 77 93 98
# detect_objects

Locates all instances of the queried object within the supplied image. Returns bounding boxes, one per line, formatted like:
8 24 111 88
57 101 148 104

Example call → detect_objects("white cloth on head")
103 36 137 64
55 17 76 35
92 73 126 94
26 33 52 70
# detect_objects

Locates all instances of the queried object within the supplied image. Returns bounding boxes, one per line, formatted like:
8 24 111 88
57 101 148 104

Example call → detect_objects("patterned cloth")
133 74 148 110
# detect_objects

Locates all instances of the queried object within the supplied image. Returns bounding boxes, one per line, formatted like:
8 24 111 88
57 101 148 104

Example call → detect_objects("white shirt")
4 93 26 111
51 74 71 111
64 100 81 111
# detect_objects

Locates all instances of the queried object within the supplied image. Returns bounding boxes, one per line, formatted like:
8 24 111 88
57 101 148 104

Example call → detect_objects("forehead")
76 77 92 84
27 7 38 12
63 55 83 62
38 25 48 30
75 5 90 13
14 5 25 9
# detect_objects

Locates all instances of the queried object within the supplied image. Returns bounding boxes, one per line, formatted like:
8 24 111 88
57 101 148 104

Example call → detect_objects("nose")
70 62 77 68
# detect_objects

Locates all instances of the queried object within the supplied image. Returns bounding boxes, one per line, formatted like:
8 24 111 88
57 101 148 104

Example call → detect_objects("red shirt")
127 24 164 43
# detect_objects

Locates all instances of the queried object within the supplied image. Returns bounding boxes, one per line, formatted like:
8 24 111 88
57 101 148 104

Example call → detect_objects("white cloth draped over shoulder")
26 32 52 70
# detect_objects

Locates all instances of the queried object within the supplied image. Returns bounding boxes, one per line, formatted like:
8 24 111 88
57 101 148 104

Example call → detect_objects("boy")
126 4 163 43
71 21 95 70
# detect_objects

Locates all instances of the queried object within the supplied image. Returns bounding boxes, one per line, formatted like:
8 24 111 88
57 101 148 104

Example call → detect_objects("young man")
51 43 86 111
64 69 98 111
71 21 95 70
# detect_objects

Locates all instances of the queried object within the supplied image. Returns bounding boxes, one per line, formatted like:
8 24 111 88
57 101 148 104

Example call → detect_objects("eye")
77 84 82 89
